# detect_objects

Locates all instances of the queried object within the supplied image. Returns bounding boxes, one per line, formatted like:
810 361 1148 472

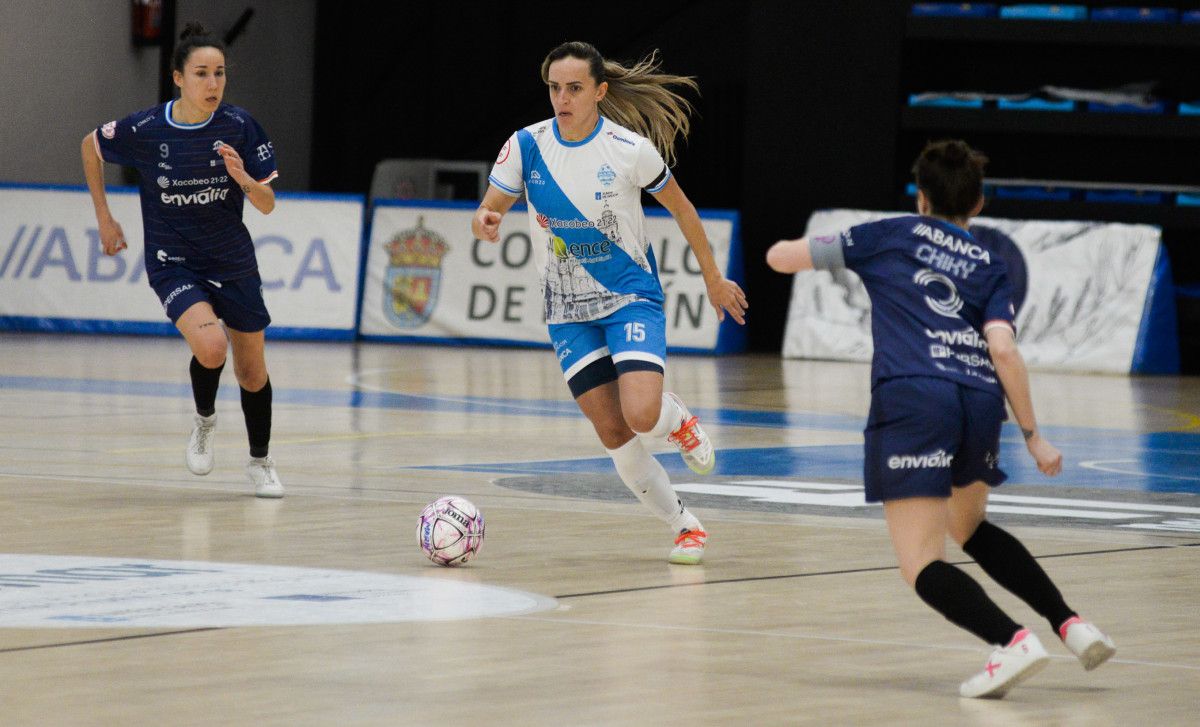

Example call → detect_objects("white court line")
731 480 861 491
0 470 881 531
991 493 1200 515
2 472 1195 544
986 505 1153 520
501 614 1200 672
1080 459 1200 482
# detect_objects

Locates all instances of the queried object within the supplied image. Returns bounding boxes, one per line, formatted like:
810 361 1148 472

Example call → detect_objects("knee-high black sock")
240 379 272 458
190 356 224 417
962 520 1076 632
914 560 1023 646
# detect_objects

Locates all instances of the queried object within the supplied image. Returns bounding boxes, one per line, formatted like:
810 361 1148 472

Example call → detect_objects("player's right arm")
985 325 1062 476
766 237 813 273
475 132 524 243
80 131 127 256
471 186 518 243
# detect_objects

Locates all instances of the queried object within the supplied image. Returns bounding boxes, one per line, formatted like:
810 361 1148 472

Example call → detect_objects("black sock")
190 356 224 417
914 560 1023 646
240 379 272 458
962 520 1077 632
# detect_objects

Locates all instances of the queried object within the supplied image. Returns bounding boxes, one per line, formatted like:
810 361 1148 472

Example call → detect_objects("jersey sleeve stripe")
645 167 671 194
982 319 1016 334
488 175 522 196
257 171 279 184
91 130 105 163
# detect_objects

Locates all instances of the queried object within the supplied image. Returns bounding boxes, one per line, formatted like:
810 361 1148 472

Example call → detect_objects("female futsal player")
766 140 1115 698
472 41 747 564
81 22 283 498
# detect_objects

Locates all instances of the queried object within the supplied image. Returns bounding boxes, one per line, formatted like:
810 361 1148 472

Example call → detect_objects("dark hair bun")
939 140 969 165
180 21 210 41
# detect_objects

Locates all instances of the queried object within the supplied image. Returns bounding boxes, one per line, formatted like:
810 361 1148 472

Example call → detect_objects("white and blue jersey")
93 101 278 281
488 117 671 324
811 215 1016 398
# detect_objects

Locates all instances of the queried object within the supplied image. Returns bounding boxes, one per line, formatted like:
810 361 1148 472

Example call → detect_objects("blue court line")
4 374 1198 493
418 442 1200 495
0 375 862 428
4 375 1199 440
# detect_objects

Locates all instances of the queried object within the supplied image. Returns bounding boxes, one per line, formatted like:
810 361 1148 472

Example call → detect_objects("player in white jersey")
473 42 747 564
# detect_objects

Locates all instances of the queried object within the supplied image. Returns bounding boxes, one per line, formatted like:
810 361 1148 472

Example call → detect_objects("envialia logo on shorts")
887 449 953 470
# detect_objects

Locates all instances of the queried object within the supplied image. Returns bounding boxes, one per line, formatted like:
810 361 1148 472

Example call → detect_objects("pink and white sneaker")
959 629 1050 699
668 528 707 565
1059 617 1116 671
665 393 715 475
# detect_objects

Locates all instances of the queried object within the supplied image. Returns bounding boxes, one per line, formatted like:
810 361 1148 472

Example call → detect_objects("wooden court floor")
0 331 1197 726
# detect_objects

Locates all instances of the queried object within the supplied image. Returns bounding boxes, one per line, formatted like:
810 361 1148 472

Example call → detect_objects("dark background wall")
312 1 908 352
311 0 1200 367
0 0 316 189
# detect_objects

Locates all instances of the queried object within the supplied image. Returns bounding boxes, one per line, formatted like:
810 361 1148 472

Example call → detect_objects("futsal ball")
416 496 485 566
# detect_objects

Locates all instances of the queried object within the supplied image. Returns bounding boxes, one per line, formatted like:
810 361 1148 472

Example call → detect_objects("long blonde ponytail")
541 42 698 167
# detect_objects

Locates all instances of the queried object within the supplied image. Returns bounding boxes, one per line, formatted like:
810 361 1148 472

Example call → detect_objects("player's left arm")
985 324 1062 476
218 142 275 214
651 176 747 325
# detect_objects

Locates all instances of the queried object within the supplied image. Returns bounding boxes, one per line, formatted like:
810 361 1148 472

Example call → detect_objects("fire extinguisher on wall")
132 0 163 46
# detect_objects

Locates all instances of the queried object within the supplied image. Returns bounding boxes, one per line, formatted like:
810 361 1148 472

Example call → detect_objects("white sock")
606 437 698 532
641 393 687 440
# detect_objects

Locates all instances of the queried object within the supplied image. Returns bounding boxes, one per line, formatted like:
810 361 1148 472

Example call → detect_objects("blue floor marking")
5 374 1198 494
416 439 1200 495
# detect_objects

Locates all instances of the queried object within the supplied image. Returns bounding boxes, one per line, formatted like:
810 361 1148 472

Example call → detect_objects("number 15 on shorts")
624 322 646 342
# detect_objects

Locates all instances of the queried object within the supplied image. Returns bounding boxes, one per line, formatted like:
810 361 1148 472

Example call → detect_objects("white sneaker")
186 413 217 476
959 629 1050 699
665 393 715 475
246 456 284 498
668 528 707 565
1059 617 1116 671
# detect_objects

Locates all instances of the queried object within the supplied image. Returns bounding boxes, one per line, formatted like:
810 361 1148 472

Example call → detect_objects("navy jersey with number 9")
93 100 278 281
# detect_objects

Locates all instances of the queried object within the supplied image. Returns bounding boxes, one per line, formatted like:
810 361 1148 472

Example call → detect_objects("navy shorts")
863 376 1007 503
149 267 271 333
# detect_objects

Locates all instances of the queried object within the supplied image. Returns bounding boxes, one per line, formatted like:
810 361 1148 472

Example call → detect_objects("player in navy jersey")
472 42 748 564
80 22 283 498
767 141 1115 698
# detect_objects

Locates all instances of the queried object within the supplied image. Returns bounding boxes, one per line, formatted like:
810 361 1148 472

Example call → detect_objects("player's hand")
216 142 250 184
705 275 748 325
99 215 127 256
1026 433 1062 476
473 208 503 243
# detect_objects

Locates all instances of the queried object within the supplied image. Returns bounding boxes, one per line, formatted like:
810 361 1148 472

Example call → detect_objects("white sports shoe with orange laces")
1059 617 1116 671
665 393 715 475
959 629 1050 699
669 528 707 565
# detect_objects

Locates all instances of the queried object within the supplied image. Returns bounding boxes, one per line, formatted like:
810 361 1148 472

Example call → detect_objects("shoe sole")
186 459 213 476
1079 641 1116 671
668 553 702 565
255 488 284 499
685 459 715 475
962 654 1049 699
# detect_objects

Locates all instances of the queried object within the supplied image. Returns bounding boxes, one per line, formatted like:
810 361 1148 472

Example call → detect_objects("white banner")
359 201 737 351
0 186 364 338
782 209 1162 374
